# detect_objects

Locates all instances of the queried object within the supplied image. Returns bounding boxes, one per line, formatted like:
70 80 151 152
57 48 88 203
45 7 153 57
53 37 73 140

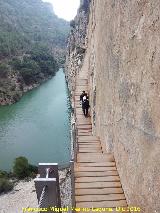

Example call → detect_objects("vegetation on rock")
0 156 38 194
0 0 69 105
13 156 38 179
0 178 14 194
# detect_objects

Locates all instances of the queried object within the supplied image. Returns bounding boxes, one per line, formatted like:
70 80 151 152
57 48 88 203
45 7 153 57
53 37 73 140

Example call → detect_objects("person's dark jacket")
82 99 90 109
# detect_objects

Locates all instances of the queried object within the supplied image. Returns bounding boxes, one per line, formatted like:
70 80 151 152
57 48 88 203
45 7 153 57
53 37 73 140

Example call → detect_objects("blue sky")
43 0 80 21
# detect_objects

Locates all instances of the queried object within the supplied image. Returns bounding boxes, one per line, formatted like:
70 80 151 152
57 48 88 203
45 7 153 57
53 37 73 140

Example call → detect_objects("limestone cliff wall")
66 1 160 212
65 0 90 93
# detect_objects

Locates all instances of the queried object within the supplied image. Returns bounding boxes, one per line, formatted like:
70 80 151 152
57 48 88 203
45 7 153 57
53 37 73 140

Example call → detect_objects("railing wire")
38 185 47 208
38 168 50 210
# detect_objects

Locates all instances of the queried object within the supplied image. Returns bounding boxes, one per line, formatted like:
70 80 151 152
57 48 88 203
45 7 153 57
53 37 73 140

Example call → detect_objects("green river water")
0 69 71 171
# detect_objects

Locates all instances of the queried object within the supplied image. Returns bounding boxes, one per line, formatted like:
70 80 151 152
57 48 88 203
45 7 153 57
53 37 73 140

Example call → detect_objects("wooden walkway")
73 75 128 212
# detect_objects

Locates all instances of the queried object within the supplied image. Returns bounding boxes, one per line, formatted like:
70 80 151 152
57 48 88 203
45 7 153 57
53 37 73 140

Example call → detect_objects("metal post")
38 163 61 208
34 163 61 212
34 178 57 213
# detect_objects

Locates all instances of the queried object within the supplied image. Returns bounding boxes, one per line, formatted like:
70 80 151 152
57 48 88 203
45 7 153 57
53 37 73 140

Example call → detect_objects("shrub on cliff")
0 170 11 178
13 156 30 179
0 178 14 194
13 156 38 179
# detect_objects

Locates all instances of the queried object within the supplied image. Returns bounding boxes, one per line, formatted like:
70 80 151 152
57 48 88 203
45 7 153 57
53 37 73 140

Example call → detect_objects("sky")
43 0 80 21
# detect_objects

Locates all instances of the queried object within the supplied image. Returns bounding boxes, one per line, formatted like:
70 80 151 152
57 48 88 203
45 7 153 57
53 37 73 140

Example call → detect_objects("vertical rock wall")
65 0 90 93
66 0 160 212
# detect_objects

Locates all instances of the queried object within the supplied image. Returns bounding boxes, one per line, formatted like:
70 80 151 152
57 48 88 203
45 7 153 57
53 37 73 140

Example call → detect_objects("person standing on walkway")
82 96 90 117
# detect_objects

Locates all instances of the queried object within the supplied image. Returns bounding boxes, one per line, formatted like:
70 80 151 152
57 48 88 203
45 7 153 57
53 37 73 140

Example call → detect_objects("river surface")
0 69 71 171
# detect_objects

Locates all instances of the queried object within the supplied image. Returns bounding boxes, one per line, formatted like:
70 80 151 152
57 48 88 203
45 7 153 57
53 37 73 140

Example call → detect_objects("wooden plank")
78 143 100 145
78 142 100 145
78 136 100 141
78 131 92 134
77 124 92 128
75 166 117 172
77 141 99 144
75 188 123 195
78 132 92 135
78 133 92 136
75 182 121 189
76 83 88 86
77 153 114 157
77 128 92 131
77 121 91 125
77 162 115 167
77 130 92 133
77 116 91 119
78 145 101 149
78 134 92 136
79 150 102 153
76 200 127 208
78 148 101 151
75 176 120 183
75 171 119 177
75 194 125 202
77 158 114 163
77 154 114 162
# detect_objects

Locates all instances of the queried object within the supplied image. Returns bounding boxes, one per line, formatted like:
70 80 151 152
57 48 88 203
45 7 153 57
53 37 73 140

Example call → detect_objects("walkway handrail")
72 121 78 162
70 160 75 213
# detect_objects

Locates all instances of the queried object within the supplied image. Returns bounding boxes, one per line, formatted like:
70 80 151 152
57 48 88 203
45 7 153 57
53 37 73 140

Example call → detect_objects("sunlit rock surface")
66 1 160 212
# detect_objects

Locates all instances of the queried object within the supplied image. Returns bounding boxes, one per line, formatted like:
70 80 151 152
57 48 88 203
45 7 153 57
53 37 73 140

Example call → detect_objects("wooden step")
78 147 101 151
78 133 92 136
75 176 120 183
78 130 92 133
78 136 100 141
75 171 119 177
76 194 125 202
77 153 114 162
78 149 102 153
75 166 117 172
78 145 101 148
75 187 123 195
77 126 92 130
76 200 127 208
76 162 116 167
77 141 100 144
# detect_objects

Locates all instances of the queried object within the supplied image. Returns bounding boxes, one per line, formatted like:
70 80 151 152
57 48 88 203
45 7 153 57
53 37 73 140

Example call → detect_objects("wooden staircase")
73 76 128 212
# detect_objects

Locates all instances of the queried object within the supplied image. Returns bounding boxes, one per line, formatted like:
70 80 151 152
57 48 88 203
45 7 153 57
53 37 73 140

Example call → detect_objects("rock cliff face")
65 0 90 92
66 0 160 212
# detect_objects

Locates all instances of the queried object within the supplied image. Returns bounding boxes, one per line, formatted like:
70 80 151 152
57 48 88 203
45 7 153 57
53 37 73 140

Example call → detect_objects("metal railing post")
38 163 61 208
34 178 57 212
34 163 61 212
